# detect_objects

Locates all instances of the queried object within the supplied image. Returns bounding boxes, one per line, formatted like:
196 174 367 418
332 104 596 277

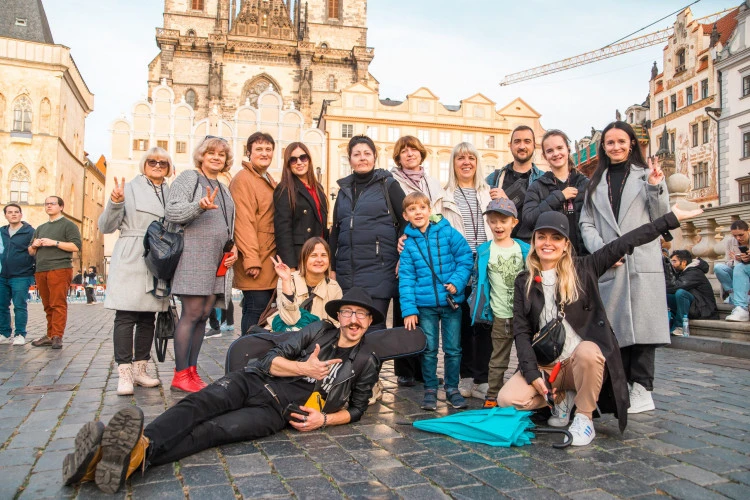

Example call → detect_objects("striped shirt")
454 187 487 253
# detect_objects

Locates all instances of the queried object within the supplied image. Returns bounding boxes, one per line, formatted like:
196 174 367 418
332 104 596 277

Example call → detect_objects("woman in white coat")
99 148 172 396
579 121 669 414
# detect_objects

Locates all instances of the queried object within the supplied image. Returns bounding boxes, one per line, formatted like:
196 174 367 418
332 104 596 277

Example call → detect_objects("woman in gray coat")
580 121 669 415
99 147 172 396
166 137 237 393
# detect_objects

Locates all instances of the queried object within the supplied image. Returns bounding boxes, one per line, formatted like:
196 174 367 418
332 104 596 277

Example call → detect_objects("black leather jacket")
245 321 380 423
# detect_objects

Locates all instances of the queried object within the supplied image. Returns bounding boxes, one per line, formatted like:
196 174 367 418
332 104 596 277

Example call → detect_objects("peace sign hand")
199 186 219 210
271 255 292 281
110 177 126 203
647 156 664 186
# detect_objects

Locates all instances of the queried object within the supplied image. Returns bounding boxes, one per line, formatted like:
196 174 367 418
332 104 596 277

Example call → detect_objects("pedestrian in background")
28 196 82 349
0 204 36 345
99 147 172 395
166 137 237 392
714 220 750 321
84 266 97 304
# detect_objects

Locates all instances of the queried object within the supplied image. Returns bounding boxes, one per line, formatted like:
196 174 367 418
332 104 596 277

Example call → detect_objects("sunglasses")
204 135 228 143
146 159 171 168
289 153 310 164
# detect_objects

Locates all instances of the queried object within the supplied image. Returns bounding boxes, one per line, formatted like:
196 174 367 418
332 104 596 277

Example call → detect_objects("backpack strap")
380 177 400 228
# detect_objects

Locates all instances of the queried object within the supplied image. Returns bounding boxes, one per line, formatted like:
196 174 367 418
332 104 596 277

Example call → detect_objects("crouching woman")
497 204 700 446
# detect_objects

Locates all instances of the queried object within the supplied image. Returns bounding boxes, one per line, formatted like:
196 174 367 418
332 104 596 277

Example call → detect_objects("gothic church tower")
149 0 375 125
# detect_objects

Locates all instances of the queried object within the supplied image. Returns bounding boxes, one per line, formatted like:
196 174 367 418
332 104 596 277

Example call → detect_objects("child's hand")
404 315 418 330
444 283 457 295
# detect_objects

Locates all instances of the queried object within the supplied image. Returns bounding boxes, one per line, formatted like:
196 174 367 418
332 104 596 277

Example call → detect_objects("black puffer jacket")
246 321 380 423
521 170 589 253
666 259 719 319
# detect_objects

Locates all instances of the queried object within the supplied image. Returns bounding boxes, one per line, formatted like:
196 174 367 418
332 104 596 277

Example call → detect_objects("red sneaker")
170 368 200 392
188 366 208 389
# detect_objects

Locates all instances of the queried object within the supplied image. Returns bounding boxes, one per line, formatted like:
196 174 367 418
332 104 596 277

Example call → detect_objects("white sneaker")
220 322 234 332
12 336 26 346
548 390 576 427
0 335 11 344
671 327 684 337
726 307 750 322
568 413 595 446
471 382 489 399
628 382 655 414
724 295 733 304
204 329 222 339
368 379 384 406
458 378 475 398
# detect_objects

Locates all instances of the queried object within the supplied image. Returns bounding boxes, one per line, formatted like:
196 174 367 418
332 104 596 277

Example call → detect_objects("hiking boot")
132 360 160 388
188 366 207 389
116 364 134 396
368 380 384 406
421 389 438 411
471 382 489 399
483 397 498 408
548 390 576 427
445 389 468 409
95 407 146 494
31 335 53 347
51 336 63 349
628 382 655 414
63 421 105 486
458 378 474 398
12 335 26 346
397 376 416 387
726 307 750 322
568 413 596 446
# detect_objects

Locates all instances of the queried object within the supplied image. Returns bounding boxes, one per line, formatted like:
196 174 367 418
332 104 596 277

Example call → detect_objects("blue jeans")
716 262 750 308
418 306 462 390
0 276 35 337
667 289 694 330
241 289 274 335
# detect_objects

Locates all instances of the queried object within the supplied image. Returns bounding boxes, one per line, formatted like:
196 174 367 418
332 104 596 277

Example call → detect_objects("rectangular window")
176 141 187 154
744 75 750 97
417 129 430 144
702 120 709 144
157 140 169 150
658 101 664 118
341 124 353 138
132 139 149 151
486 135 496 148
701 79 709 99
439 131 451 146
686 86 693 105
366 126 378 140
328 0 340 19
353 96 366 108
191 0 204 10
417 101 430 113
462 133 474 144
740 179 750 201
387 127 400 142
693 162 708 189
692 124 699 147
744 132 750 158
439 160 450 184
670 94 677 113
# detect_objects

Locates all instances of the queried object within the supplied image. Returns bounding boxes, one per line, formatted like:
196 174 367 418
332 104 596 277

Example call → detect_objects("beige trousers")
496 341 605 419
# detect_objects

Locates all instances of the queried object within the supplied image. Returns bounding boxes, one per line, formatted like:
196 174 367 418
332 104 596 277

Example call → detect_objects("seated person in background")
266 237 342 331
666 250 718 335
63 287 381 494
714 220 750 322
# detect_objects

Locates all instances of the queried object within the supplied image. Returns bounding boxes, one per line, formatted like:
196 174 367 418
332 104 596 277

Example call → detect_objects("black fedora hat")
325 287 384 325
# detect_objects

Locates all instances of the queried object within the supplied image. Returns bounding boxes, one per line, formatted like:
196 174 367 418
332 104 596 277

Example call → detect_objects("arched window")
328 75 336 91
12 95 32 132
9 165 30 203
185 89 197 109
40 98 51 134
186 29 196 37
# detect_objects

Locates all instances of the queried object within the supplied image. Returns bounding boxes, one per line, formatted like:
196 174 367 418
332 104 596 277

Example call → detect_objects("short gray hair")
138 147 173 176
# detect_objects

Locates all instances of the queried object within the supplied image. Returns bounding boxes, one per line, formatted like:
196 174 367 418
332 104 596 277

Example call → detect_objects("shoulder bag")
531 302 566 366
154 297 179 362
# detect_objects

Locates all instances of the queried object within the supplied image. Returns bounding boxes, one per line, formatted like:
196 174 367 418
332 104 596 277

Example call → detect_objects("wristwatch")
55 241 59 247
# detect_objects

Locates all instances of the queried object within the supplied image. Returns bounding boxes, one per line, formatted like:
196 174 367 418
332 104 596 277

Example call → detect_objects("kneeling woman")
497 205 699 446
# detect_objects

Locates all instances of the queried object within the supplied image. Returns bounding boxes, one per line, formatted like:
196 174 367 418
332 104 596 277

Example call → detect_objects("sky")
41 0 737 160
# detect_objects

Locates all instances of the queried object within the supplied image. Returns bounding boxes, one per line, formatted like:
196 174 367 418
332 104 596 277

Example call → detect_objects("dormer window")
15 18 27 26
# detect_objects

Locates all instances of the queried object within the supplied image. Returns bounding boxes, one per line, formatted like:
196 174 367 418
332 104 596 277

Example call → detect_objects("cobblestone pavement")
1 302 750 499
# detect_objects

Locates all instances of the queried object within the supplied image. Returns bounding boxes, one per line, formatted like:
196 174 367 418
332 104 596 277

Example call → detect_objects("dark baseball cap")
533 211 570 239
483 198 517 218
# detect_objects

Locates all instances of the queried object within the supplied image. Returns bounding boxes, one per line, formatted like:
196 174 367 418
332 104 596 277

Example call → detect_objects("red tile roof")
701 8 739 46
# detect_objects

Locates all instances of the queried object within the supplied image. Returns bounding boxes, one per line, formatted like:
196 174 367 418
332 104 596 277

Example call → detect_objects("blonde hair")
525 233 581 305
193 137 234 173
402 192 431 211
139 147 173 176
444 142 488 191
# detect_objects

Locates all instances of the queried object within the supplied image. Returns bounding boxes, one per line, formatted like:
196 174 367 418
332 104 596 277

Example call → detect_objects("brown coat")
230 161 277 290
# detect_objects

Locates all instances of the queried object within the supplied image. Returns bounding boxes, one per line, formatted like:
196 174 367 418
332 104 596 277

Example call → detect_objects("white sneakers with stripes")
568 413 596 446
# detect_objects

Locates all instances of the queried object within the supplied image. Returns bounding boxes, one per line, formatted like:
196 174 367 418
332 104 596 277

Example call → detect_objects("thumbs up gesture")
302 344 342 380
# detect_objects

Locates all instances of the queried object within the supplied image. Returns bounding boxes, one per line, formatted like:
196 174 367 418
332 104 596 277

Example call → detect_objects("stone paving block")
34 449 69 472
187 483 236 500
131 478 185 498
225 452 272 477
259 439 303 458
419 437 468 456
128 463 175 485
710 481 750 500
335 434 378 451
76 482 128 500
286 476 340 498
376 437 428 456
371 466 428 488
321 459 373 484
292 432 335 448
656 431 711 451
177 448 221 466
445 452 495 472
0 447 37 466
0 464 32 499
305 444 353 463
727 470 750 485
589 473 654 497
674 449 739 474
419 463 481 489
8 430 51 448
339 480 398 499
357 423 402 440
398 450 448 470
471 466 533 491
180 463 227 487
663 463 728 486
501 456 561 478
19 470 75 499
607 459 674 485
536 473 595 495
217 441 259 456
468 442 524 461
452 484 513 499
350 448 402 470
506 487 566 499
562 489 618 500
272 455 321 478
657 479 729 500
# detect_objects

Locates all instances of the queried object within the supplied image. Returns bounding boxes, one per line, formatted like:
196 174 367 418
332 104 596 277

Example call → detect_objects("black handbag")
143 219 184 281
154 298 179 362
531 302 566 365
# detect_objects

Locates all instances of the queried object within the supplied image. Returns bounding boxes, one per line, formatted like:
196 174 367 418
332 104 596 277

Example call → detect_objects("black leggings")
174 295 217 371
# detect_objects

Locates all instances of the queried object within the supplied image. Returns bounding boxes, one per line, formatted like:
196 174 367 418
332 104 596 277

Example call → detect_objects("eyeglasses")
44 202 59 206
146 159 171 168
338 309 371 320
289 153 310 164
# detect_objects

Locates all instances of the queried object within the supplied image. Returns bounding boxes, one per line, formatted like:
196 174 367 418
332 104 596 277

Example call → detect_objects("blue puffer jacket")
399 217 474 317
469 238 530 325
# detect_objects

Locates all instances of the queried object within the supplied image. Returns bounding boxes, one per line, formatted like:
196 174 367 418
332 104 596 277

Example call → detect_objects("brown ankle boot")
125 435 150 478
62 421 105 486
95 407 145 494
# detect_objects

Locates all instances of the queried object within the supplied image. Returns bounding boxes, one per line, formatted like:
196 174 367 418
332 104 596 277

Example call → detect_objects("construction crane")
499 8 735 86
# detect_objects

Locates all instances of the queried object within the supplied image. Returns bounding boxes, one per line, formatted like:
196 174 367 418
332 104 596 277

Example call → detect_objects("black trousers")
144 372 287 466
113 310 156 364
85 287 96 303
392 297 423 381
459 287 492 384
620 344 656 391
207 300 234 330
